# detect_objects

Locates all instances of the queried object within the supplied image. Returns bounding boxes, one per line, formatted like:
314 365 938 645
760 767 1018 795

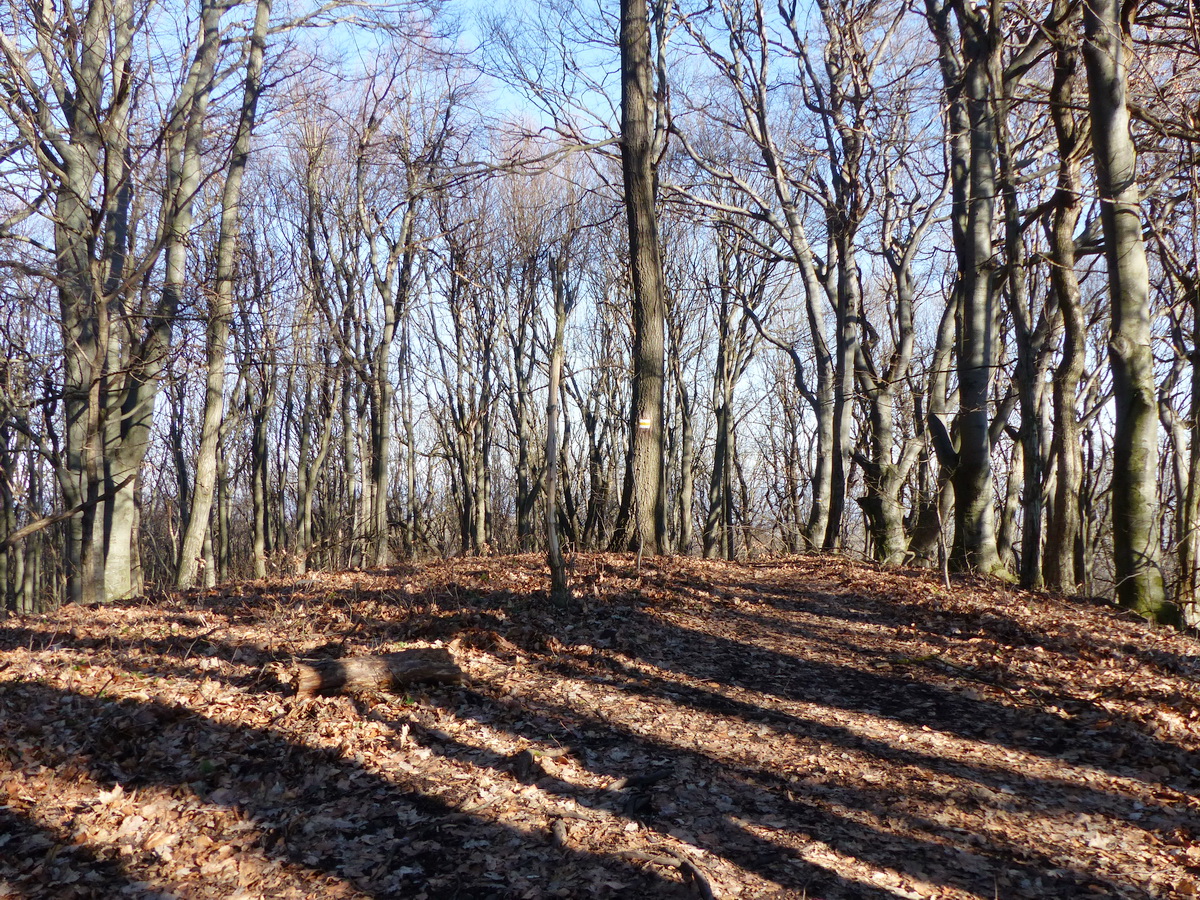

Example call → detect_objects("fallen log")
296 648 462 697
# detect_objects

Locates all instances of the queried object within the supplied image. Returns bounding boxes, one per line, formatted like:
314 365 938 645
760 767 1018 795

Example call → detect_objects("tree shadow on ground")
720 566 1200 686
0 806 145 898
704 572 1200 778
271 566 1195 897
0 681 691 899
4 555 1197 899
395 678 1143 899
597 570 1200 782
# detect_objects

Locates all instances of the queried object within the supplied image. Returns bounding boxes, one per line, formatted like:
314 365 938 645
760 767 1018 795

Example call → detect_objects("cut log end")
296 647 463 697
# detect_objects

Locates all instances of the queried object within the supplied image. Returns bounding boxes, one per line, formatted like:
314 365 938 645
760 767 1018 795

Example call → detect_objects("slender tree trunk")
1 424 13 612
783 397 804 553
581 408 609 549
923 0 1005 575
826 236 860 551
859 174 928 566
296 366 337 575
704 309 732 558
996 441 1023 568
401 330 420 555
510 263 540 552
804 383 835 550
998 86 1046 588
216 434 231 581
677 386 694 554
546 256 572 599
371 376 393 565
908 299 957 563
1044 5 1086 591
1180 282 1200 622
473 422 489 553
177 0 270 588
1083 0 1175 623
250 376 275 578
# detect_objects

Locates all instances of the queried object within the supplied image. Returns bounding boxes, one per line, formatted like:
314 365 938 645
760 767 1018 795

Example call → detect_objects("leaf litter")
1 553 1199 899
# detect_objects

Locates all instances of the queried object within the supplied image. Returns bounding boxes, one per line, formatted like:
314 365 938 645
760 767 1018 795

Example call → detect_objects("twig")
183 626 222 661
617 848 716 899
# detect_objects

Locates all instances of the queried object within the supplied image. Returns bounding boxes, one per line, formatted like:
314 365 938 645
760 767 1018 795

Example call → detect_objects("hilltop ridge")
1 554 1198 899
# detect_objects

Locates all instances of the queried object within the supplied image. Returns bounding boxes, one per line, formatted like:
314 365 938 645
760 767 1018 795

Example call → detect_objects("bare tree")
610 0 672 553
1083 0 1175 622
1043 0 1089 592
177 0 272 589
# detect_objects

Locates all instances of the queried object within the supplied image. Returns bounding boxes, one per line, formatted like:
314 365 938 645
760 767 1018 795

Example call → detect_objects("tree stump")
296 647 462 697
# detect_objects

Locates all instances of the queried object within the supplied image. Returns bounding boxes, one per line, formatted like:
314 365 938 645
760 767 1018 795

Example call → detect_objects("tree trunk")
950 11 1004 576
676 386 694 554
296 364 337 575
371 376 393 566
250 375 275 578
1180 283 1200 623
1044 4 1086 592
998 77 1047 588
704 339 732 559
908 298 957 564
826 234 860 551
613 0 667 554
546 256 571 600
400 328 420 555
296 648 462 696
177 0 271 588
996 440 1022 569
1083 0 1175 624
216 413 233 581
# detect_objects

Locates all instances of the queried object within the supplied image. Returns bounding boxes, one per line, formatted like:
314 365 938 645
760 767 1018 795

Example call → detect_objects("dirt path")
2 554 1198 898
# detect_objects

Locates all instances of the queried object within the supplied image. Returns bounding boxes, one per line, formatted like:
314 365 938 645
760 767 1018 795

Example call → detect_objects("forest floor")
2 554 1200 900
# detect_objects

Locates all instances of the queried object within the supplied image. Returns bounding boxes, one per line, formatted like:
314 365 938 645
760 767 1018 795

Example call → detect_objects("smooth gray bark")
177 0 271 589
546 255 572 599
1083 0 1175 623
924 0 1005 576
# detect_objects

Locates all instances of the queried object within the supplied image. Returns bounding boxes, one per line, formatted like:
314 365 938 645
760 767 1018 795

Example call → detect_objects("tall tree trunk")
1 423 13 612
998 85 1047 588
177 0 271 588
952 13 1003 575
704 301 733 558
472 421 490 552
296 364 337 575
546 256 572 599
168 372 191 566
1083 0 1176 623
400 327 420 555
826 235 860 551
371 376 393 565
1180 281 1200 623
925 0 1004 575
858 159 937 566
1044 2 1087 591
613 0 667 554
996 440 1023 568
908 299 957 563
704 390 732 559
216 432 231 581
250 375 275 579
